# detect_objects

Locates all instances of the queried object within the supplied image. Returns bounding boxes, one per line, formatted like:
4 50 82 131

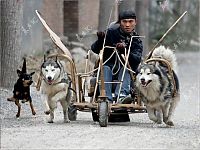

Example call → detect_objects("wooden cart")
36 10 147 127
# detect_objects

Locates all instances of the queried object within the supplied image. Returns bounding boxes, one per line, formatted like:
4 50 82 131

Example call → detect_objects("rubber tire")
68 104 77 121
98 101 109 127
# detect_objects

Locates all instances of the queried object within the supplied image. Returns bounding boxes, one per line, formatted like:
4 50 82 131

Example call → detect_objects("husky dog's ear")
137 62 145 69
136 63 144 75
17 69 22 77
135 68 140 75
154 68 161 77
44 55 46 62
141 61 149 67
30 72 35 76
22 57 27 73
140 61 145 65
151 63 161 77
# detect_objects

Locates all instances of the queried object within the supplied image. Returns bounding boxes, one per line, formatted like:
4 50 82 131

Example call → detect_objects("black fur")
173 70 179 91
13 70 35 101
7 58 36 118
41 56 60 69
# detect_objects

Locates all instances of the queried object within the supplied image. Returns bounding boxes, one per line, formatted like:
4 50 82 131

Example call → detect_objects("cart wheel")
68 103 77 121
98 101 109 127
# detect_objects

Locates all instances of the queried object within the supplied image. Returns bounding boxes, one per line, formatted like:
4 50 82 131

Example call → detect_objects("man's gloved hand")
97 31 105 41
116 42 126 53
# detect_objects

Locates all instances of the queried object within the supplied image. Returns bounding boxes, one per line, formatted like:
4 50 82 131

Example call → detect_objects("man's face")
120 19 136 33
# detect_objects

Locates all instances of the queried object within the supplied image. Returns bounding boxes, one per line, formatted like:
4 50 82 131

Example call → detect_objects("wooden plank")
73 102 146 110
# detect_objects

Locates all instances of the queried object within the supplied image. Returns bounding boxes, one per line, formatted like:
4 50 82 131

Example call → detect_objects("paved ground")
0 51 200 149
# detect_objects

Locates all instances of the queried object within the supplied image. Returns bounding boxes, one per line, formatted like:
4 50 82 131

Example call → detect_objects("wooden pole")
146 11 187 60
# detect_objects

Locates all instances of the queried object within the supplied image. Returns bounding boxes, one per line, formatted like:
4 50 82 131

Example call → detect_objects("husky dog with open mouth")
136 46 180 126
40 56 72 123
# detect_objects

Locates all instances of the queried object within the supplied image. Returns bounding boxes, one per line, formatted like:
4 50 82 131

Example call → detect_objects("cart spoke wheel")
98 100 109 127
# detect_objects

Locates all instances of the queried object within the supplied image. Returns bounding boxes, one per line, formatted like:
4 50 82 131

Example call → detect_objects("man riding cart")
88 10 146 125
91 10 143 104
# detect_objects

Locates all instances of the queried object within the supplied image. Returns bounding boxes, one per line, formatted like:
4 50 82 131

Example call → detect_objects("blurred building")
22 0 101 55
22 0 150 55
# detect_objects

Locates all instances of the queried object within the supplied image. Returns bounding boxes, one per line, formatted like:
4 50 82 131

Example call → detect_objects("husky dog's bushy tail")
151 45 177 72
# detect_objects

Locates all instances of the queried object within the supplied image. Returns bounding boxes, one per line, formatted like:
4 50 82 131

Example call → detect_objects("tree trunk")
98 0 117 31
0 0 24 88
136 0 149 55
118 0 136 13
22 0 43 55
0 1 2 84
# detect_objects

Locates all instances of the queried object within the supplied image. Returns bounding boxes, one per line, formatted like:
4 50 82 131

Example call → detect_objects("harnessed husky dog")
40 56 72 123
136 46 180 126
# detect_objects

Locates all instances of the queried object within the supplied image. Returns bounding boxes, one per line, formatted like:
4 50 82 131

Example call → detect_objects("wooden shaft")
146 11 187 60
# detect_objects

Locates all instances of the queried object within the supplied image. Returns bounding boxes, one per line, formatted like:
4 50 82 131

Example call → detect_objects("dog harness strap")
145 58 177 97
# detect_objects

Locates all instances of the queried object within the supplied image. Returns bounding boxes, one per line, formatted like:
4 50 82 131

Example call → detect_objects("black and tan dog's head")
17 58 35 87
17 70 35 87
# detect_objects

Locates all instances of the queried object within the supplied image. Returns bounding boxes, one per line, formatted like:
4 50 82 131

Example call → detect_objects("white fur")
152 45 177 73
136 69 161 102
41 65 61 83
136 45 180 126
40 62 70 123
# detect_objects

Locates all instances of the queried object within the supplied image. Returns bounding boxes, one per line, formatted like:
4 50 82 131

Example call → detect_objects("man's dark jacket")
91 24 143 71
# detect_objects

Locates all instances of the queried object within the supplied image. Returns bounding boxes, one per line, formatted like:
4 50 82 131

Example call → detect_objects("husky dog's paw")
149 117 159 123
47 119 54 123
166 120 174 126
156 119 162 124
64 119 70 123
44 110 50 115
163 117 174 126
